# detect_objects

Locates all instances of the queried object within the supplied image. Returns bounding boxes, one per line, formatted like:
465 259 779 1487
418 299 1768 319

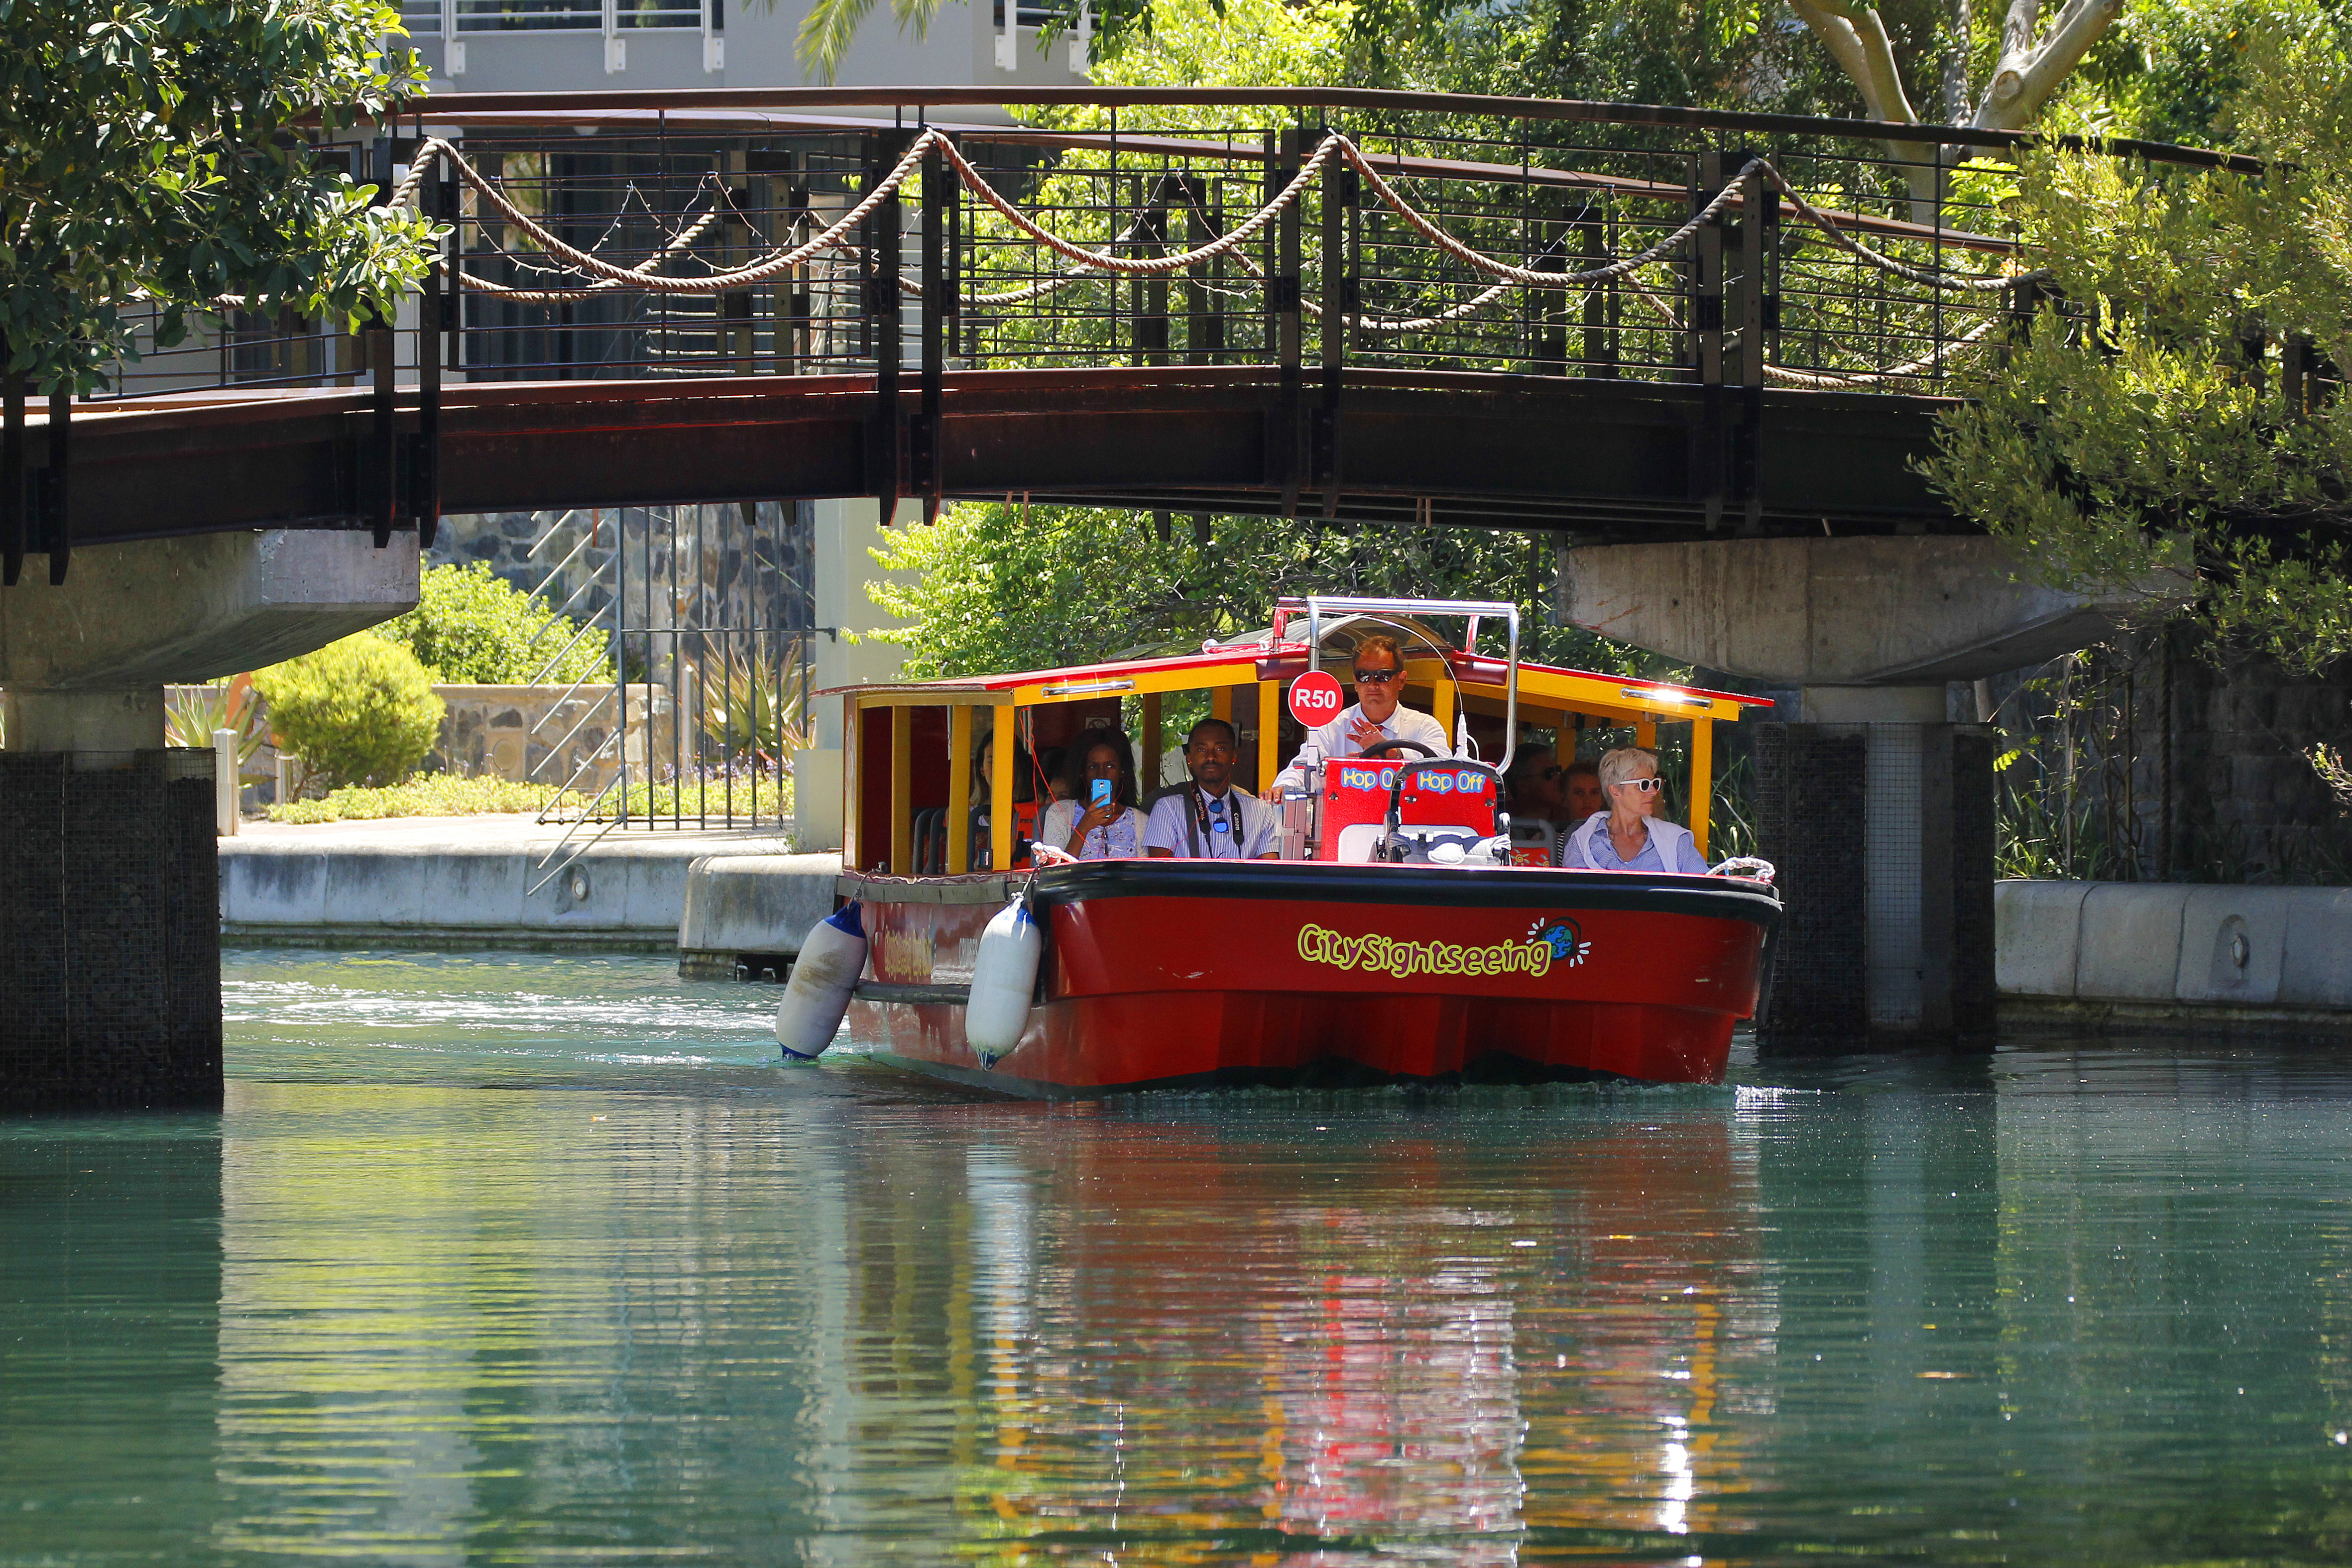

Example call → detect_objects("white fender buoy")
775 901 867 1062
966 896 1043 1066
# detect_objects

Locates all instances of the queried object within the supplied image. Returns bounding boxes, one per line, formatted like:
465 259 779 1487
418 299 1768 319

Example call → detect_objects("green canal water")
6 951 2352 1566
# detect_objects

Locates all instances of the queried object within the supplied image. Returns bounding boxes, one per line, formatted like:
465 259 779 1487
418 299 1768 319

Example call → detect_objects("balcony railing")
402 0 707 33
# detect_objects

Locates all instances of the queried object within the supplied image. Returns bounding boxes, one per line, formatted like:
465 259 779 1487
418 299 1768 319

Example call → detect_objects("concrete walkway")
220 814 801 950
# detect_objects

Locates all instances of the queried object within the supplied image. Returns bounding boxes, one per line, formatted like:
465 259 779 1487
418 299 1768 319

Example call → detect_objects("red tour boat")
776 597 1779 1093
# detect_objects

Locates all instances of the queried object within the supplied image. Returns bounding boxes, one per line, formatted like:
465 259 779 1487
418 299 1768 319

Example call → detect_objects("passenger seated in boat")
1561 757 1605 823
1037 727 1149 859
1144 718 1279 860
1558 746 1710 874
970 732 1046 870
1268 634 1451 799
1504 743 1566 822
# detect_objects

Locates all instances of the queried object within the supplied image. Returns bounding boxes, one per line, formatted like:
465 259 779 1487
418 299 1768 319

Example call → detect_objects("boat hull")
839 861 1778 1094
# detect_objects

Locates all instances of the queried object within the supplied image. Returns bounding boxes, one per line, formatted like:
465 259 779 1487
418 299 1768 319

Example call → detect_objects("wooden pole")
946 703 973 874
888 705 912 876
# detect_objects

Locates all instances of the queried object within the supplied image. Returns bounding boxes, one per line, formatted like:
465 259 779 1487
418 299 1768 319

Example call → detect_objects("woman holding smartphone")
1037 727 1148 859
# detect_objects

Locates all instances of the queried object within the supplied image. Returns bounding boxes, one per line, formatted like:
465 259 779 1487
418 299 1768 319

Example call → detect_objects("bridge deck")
57 367 1953 545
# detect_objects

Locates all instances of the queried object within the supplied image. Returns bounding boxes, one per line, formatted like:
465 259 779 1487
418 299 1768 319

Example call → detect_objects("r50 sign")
1288 671 1346 726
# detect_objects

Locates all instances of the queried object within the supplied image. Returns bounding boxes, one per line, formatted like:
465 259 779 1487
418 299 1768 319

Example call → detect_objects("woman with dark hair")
1036 727 1148 859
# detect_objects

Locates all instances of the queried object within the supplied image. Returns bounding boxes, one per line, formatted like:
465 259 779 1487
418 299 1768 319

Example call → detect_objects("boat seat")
1509 819 1558 868
1334 823 1486 864
910 807 948 875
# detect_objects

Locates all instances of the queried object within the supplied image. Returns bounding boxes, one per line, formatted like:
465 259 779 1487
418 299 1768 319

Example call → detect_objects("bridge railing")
90 86 2250 421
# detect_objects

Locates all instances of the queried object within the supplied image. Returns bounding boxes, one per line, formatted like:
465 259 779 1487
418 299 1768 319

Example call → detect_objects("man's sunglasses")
1538 765 1563 782
1612 776 1663 794
1352 668 1402 685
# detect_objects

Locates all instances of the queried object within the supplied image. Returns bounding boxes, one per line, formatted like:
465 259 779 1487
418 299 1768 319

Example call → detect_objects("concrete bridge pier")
1560 536 2176 1048
0 532 417 1111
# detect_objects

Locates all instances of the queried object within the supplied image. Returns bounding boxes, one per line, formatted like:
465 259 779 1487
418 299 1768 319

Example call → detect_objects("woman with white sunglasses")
1558 745 1710 874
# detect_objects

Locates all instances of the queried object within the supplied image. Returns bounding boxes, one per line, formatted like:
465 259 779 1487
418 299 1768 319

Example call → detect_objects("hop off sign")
1288 670 1346 728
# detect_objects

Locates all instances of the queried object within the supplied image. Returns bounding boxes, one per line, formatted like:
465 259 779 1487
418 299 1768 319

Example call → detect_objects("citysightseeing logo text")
1296 918 1587 981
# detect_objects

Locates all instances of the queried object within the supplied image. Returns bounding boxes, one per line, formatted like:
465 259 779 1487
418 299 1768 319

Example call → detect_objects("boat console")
1284 752 1509 865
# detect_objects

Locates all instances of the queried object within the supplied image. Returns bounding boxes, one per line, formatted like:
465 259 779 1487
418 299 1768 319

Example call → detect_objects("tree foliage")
370 561 612 686
0 0 437 390
254 633 446 791
868 501 1643 680
1926 20 2352 674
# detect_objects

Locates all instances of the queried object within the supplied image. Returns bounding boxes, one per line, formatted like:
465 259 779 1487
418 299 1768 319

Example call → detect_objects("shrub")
371 560 611 685
254 636 446 792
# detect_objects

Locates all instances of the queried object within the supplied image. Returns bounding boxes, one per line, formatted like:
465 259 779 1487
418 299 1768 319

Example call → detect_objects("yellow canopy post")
1634 717 1655 748
888 706 913 876
1431 678 1456 750
1257 678 1282 793
990 704 1016 872
840 693 862 871
1688 718 1713 861
1140 691 1162 791
1210 685 1232 727
946 703 973 874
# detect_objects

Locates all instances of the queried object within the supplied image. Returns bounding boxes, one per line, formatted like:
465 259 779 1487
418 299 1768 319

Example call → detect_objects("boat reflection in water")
111 974 2352 1564
952 1105 1762 1561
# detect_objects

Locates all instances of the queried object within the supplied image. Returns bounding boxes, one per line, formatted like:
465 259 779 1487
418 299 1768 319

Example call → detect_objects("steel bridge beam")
49 367 1953 546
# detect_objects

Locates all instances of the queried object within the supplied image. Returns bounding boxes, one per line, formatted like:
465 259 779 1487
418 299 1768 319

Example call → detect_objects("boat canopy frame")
821 630 1773 876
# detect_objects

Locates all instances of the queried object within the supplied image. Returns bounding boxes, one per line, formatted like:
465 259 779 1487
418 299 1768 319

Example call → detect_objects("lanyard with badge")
1187 784 1242 859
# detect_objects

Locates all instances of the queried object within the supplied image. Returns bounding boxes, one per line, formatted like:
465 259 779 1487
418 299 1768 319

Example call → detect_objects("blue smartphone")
1090 778 1113 807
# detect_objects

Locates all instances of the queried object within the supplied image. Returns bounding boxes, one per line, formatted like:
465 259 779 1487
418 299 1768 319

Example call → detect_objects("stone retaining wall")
427 683 674 793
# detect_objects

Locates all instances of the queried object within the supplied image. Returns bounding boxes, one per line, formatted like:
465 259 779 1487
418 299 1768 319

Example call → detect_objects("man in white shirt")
1269 634 1450 800
1144 718 1280 859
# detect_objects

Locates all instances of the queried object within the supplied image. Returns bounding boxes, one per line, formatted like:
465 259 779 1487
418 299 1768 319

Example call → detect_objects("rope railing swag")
401 131 2039 324
426 130 940 292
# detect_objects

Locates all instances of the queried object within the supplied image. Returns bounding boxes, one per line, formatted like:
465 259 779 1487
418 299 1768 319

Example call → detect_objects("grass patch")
599 772 793 823
267 770 793 825
268 774 570 823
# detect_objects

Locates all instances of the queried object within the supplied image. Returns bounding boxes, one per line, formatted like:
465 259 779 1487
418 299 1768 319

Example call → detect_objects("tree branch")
1977 0 2125 130
1789 0 1923 125
1789 0 1943 212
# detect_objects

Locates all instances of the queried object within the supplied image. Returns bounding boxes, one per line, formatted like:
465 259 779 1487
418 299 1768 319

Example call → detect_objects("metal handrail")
383 86 2257 173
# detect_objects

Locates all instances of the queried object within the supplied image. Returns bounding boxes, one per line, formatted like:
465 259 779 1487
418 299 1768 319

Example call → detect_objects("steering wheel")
1356 739 1439 761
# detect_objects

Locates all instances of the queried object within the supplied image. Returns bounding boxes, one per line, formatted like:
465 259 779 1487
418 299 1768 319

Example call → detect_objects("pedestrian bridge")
2 85 2243 574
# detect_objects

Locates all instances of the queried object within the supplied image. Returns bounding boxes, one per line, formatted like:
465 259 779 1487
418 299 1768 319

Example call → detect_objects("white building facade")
397 0 1086 851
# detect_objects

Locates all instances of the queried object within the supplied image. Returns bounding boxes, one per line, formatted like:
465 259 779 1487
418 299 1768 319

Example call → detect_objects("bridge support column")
0 531 417 1111
3 688 168 751
1559 536 2182 1047
1751 705 1996 1046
